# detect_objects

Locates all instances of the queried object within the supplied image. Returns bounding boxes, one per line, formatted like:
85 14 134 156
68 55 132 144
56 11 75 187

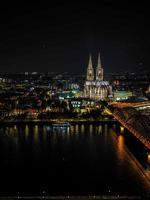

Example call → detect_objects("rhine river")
0 123 150 197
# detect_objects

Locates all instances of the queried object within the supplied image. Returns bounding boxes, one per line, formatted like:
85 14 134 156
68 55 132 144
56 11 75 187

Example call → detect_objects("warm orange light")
148 153 150 163
117 135 125 160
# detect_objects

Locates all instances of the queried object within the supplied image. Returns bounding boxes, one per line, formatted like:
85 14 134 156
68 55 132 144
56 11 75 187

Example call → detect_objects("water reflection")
98 125 102 135
70 125 74 135
66 127 70 142
43 126 47 144
104 124 108 146
117 135 125 161
25 125 29 141
75 124 79 133
34 125 39 145
89 124 93 135
148 154 150 164
81 124 85 135
75 124 79 140
0 123 149 196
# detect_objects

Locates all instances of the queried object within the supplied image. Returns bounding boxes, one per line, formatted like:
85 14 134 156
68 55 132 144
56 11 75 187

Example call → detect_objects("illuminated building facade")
84 53 112 100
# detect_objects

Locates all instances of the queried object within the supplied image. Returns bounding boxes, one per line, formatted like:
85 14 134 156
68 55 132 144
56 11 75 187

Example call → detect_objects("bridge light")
120 126 124 134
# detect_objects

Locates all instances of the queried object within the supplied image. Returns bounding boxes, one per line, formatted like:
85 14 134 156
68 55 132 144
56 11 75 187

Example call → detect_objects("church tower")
86 54 94 81
96 53 103 81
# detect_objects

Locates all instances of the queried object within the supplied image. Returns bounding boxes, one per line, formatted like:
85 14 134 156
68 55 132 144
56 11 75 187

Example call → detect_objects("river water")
0 123 149 196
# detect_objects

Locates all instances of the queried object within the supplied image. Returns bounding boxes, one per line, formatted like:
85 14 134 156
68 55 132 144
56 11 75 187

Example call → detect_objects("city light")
0 1 150 197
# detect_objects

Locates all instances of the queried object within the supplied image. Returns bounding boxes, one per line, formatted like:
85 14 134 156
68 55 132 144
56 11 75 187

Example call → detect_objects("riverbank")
0 118 118 126
0 195 144 200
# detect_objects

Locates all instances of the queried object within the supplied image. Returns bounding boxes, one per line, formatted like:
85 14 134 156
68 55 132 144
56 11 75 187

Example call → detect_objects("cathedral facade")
84 53 112 100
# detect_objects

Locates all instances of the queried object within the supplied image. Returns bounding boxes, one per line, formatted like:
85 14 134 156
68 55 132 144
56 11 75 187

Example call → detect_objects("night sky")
0 1 150 74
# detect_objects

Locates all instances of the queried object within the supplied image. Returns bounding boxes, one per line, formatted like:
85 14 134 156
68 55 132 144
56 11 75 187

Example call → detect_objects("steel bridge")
111 107 150 151
110 101 150 109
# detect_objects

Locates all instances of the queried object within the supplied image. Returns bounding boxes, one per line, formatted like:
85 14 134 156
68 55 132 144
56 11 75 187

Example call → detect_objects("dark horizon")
0 1 150 74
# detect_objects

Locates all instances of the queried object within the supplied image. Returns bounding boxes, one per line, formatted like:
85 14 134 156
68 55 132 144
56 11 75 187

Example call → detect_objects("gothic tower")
96 53 103 81
86 54 94 81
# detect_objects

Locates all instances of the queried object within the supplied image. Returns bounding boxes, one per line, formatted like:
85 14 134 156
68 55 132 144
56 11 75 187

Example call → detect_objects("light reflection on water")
81 124 85 135
0 123 150 196
25 125 29 141
117 135 125 161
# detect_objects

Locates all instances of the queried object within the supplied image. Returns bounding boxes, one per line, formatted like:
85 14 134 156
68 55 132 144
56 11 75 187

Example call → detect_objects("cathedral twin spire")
87 53 103 81
86 54 94 81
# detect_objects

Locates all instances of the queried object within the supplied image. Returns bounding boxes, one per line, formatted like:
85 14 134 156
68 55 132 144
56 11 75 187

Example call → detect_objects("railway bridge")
110 106 150 151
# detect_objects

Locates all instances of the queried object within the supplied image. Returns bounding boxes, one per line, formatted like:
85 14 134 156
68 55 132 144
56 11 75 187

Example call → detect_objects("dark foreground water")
0 123 150 196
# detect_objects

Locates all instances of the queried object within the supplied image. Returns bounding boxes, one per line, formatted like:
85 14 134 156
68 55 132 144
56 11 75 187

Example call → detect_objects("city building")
84 53 112 100
113 91 133 101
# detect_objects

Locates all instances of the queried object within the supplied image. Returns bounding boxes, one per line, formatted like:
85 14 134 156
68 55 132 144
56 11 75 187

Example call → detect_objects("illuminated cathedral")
84 53 112 100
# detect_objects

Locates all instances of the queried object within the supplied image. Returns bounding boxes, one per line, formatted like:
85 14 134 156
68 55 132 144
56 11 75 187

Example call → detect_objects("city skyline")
0 2 150 73
0 2 150 198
